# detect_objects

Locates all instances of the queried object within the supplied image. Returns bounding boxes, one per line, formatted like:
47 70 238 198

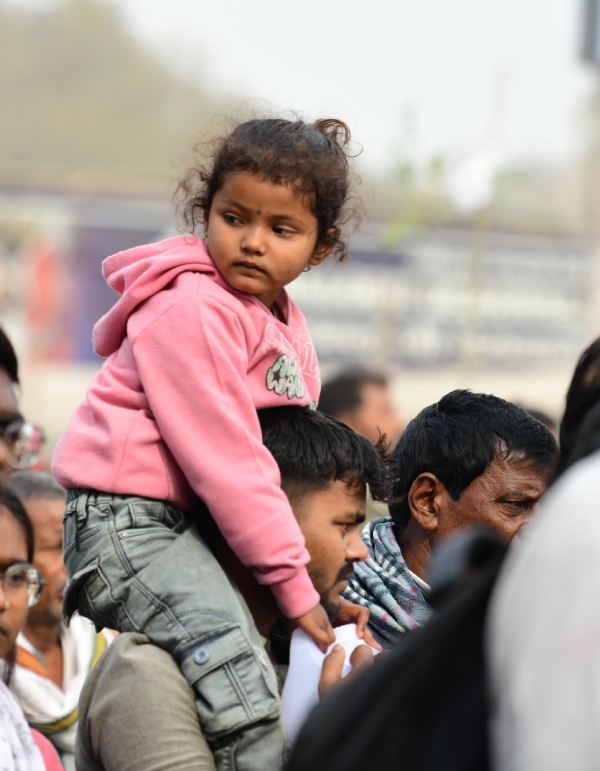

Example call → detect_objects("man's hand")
334 597 382 651
293 603 335 653
318 643 375 699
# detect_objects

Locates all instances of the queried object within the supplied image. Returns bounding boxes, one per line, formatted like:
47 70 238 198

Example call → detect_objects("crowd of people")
1 115 600 771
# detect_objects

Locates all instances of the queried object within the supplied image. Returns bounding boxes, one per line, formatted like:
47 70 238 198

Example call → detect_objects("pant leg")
63 489 287 771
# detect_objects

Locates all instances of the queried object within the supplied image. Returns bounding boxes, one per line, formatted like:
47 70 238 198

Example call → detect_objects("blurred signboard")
0 190 173 362
289 230 591 375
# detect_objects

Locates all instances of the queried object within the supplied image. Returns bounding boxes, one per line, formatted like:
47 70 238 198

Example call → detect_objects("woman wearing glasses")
0 488 64 771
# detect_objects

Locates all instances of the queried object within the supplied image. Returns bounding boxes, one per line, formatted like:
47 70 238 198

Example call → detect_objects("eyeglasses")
0 564 47 609
0 417 45 470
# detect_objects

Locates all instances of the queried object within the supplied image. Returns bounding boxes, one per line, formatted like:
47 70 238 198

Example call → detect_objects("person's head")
7 472 66 630
0 488 45 684
258 406 389 621
390 390 557 545
0 328 20 484
319 371 405 448
0 329 44 484
177 117 357 309
517 405 558 437
553 337 600 481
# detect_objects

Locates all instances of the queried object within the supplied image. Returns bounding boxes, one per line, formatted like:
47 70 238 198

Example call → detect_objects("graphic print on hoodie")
52 236 320 619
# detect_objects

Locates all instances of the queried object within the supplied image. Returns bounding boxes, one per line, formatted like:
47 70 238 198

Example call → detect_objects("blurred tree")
0 0 222 194
382 154 451 247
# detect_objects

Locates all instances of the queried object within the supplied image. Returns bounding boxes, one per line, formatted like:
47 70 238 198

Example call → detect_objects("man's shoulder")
77 633 216 771
85 632 181 687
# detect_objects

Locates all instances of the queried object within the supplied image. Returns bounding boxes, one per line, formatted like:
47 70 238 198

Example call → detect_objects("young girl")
52 117 356 770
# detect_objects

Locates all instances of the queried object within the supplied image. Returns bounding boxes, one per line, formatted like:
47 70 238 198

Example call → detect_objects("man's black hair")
258 406 389 507
0 327 19 384
318 371 387 419
390 390 557 533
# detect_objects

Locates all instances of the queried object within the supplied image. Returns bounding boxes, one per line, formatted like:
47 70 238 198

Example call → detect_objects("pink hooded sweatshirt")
52 235 320 618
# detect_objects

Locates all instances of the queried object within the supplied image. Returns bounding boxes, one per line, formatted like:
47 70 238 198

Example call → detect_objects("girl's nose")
241 226 266 255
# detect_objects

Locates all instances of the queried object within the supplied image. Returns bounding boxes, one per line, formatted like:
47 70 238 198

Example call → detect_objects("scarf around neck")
0 679 45 771
343 516 433 649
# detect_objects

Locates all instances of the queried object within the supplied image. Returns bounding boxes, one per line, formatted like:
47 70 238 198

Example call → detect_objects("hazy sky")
11 0 598 173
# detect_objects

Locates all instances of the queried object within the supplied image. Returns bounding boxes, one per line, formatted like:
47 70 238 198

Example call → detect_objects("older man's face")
298 479 369 621
23 497 67 627
437 454 546 542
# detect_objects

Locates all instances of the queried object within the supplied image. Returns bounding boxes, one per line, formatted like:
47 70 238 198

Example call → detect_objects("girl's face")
205 172 334 309
0 506 30 660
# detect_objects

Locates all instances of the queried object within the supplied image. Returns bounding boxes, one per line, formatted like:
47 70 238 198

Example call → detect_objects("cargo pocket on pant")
180 627 280 741
62 560 112 631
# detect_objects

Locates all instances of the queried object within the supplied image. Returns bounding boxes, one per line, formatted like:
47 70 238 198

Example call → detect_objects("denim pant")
63 489 287 771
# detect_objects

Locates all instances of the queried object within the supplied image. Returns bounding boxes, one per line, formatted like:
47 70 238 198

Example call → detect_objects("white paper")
281 623 379 743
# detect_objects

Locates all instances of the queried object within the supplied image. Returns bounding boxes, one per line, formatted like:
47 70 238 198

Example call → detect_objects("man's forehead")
25 497 65 531
304 478 367 518
479 454 546 496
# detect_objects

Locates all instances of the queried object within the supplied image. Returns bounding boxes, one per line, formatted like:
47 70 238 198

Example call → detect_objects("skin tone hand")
293 603 336 653
318 643 375 699
334 597 382 650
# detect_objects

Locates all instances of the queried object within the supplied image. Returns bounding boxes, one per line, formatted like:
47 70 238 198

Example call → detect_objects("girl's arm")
132 294 320 620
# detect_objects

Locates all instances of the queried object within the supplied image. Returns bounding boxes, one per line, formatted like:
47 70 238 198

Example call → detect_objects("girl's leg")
63 489 287 771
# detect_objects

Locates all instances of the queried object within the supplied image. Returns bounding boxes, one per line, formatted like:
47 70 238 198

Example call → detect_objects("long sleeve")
132 295 319 619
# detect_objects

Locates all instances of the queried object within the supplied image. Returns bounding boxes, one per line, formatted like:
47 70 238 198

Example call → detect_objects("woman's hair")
1 488 35 686
176 117 359 261
552 337 600 481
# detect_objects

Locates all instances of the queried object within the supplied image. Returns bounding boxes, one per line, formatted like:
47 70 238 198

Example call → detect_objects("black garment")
286 530 507 771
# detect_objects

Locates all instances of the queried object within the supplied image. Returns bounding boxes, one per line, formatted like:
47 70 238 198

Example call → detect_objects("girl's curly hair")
175 117 359 261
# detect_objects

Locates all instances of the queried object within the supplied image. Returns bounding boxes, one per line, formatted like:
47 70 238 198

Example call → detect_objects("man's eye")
503 501 529 515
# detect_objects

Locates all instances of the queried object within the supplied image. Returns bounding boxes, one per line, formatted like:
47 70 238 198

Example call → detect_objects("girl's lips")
235 261 265 274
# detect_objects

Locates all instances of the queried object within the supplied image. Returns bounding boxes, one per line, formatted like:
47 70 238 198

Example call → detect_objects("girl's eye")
223 213 241 225
273 226 294 237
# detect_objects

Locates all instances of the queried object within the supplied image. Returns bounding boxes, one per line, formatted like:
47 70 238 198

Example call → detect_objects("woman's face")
0 505 29 659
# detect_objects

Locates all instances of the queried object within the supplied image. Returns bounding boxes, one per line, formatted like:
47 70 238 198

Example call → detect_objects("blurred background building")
1 0 600 457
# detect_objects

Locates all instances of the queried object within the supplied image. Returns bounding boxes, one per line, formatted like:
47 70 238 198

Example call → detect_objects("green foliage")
0 0 220 193
381 154 452 247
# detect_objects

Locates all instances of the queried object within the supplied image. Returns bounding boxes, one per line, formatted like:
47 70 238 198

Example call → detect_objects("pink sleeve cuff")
269 568 320 619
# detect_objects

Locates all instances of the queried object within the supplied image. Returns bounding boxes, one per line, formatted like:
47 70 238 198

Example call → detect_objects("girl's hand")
334 597 382 651
293 603 335 653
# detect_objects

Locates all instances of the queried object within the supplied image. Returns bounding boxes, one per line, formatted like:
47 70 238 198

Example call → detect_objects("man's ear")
308 227 339 267
407 473 445 533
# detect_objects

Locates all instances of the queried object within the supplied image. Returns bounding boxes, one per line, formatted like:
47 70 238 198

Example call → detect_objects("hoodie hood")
93 236 216 357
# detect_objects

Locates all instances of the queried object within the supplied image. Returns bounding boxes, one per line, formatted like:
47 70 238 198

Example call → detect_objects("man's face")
436 454 547 542
342 383 405 448
298 479 369 621
23 497 67 628
0 369 20 484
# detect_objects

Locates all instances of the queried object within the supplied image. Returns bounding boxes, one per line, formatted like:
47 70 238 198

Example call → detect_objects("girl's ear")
308 227 339 266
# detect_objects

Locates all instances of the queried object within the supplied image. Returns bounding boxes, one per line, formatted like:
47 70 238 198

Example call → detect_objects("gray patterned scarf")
343 516 433 649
